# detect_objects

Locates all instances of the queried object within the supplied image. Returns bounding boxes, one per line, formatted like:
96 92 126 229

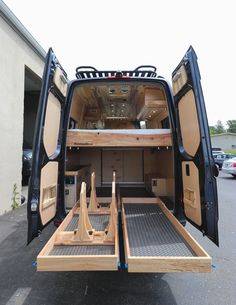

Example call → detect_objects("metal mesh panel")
49 214 113 256
65 214 109 231
124 204 196 257
50 245 114 256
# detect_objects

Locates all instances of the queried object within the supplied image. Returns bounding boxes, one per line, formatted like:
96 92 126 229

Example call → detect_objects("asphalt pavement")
0 172 235 305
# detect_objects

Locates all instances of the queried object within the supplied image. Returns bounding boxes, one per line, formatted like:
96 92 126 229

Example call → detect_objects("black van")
27 46 218 273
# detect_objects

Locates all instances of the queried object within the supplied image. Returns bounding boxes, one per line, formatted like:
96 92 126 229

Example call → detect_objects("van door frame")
27 49 68 243
172 46 219 245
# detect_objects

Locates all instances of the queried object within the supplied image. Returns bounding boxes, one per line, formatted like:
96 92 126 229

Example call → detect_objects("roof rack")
75 65 158 79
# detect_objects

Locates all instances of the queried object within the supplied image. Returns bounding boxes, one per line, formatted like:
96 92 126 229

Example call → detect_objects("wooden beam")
37 255 118 272
73 182 93 242
122 197 159 204
66 130 172 147
128 256 211 273
105 182 117 242
88 172 100 212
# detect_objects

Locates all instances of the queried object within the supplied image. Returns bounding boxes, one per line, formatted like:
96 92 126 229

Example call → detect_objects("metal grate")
50 214 113 256
50 245 114 256
124 204 196 257
65 214 109 232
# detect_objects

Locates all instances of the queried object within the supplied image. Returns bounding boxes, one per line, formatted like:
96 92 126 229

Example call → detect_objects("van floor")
96 186 153 198
96 186 174 210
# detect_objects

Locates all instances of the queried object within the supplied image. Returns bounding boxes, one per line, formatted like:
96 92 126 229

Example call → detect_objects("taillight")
233 163 236 167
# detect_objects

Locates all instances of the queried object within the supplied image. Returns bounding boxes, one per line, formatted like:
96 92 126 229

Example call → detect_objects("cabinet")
65 166 90 208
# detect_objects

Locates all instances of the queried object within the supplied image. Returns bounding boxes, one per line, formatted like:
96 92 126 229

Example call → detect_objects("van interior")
66 81 174 208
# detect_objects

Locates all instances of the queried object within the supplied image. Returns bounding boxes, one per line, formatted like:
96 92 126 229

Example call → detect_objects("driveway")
0 172 235 305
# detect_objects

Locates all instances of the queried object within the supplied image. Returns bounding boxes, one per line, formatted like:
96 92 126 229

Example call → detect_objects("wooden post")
104 182 116 242
74 182 93 242
88 172 99 212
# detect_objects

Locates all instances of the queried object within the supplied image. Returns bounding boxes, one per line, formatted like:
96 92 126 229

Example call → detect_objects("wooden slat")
121 203 130 264
122 197 159 204
128 256 211 273
38 255 117 272
66 130 172 147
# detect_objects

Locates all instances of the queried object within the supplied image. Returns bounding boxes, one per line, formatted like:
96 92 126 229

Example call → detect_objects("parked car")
222 157 236 177
214 153 236 169
22 148 32 184
212 150 224 155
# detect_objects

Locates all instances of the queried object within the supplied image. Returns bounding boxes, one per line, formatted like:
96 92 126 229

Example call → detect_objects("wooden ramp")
122 197 211 273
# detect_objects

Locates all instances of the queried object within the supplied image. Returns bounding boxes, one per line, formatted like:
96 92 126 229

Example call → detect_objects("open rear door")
27 49 68 244
172 46 219 245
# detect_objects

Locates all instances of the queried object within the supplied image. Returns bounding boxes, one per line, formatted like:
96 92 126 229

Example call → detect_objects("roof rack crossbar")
75 66 158 79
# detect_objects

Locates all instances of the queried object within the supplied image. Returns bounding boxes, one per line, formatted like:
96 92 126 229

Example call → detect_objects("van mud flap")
122 197 211 273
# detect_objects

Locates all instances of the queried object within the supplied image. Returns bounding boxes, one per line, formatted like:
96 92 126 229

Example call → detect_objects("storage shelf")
66 129 172 147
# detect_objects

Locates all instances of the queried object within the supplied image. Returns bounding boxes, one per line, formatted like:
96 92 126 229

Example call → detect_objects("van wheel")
232 174 236 178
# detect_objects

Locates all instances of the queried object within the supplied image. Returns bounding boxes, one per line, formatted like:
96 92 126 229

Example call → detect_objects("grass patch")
224 149 236 154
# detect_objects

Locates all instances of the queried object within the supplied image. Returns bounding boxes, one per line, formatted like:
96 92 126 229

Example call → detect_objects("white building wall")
0 15 45 214
211 134 236 151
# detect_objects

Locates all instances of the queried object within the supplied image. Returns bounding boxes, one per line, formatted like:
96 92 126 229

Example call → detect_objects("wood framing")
122 197 211 273
66 129 172 147
37 186 119 271
88 172 99 212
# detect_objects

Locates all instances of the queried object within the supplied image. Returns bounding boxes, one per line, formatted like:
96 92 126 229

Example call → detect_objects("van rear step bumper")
122 198 211 273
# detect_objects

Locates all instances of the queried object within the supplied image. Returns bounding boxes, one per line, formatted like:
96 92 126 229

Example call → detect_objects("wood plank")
66 130 172 147
65 165 90 177
122 197 159 204
121 203 131 264
128 257 211 273
37 255 117 272
54 231 114 246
